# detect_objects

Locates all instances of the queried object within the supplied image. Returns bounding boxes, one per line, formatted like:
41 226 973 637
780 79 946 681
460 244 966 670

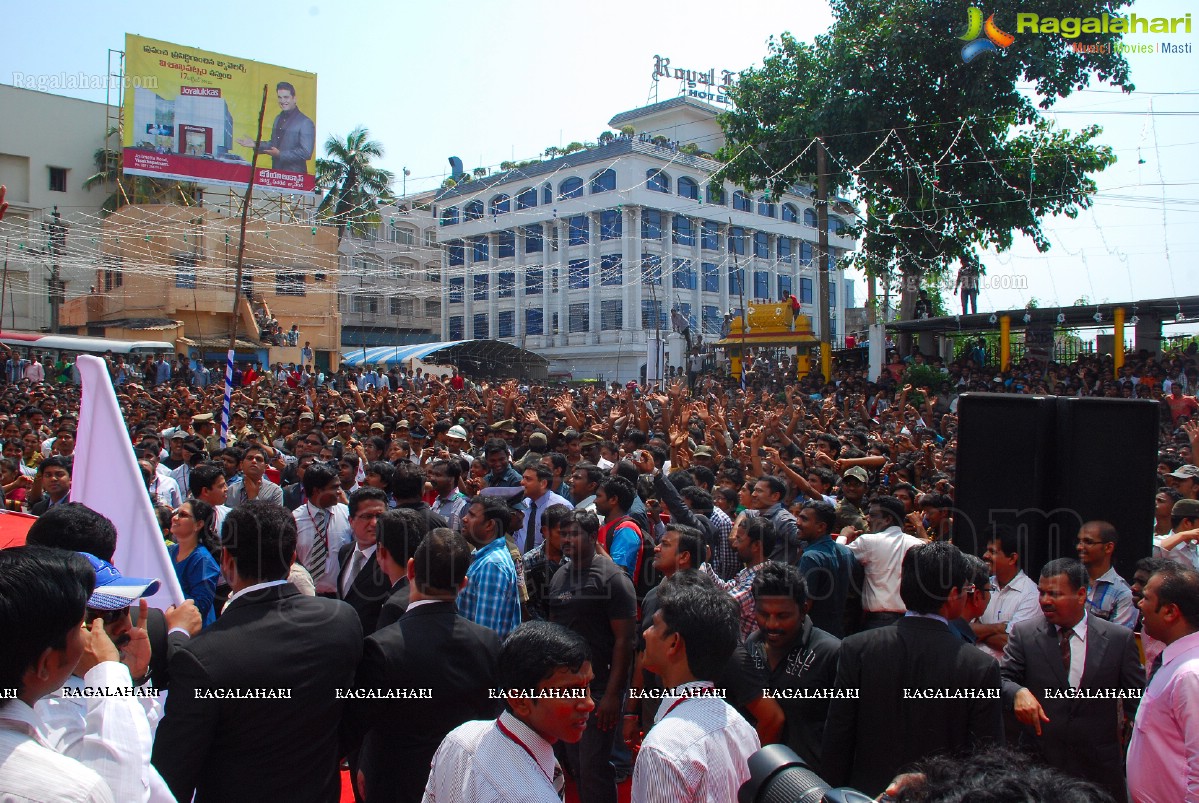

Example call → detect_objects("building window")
352 295 379 314
757 198 777 218
800 277 813 304
174 254 197 289
754 231 770 258
728 226 746 256
799 241 813 264
497 230 515 258
677 176 699 200
447 240 465 266
728 266 744 296
569 259 589 290
732 190 752 212
827 249 839 271
388 259 412 280
641 209 663 240
525 308 544 335
473 273 489 300
702 262 719 293
600 299 623 331
641 299 667 330
672 216 694 247
516 187 537 210
524 225 544 253
426 265 440 282
103 256 123 290
542 183 552 205
568 302 589 333
700 221 720 251
490 194 511 216
706 183 725 205
590 169 616 193
672 258 695 290
471 236 488 262
782 203 799 223
559 177 584 199
600 254 622 287
497 310 515 338
425 229 437 247
497 271 515 298
464 200 484 221
389 224 416 245
646 169 670 193
391 297 414 317
703 305 720 336
276 270 305 296
48 167 67 193
440 206 459 226
600 209 622 240
753 271 770 300
778 237 793 264
828 280 837 308
568 215 589 246
778 274 792 299
641 253 662 285
449 277 464 303
525 266 543 295
449 316 464 340
678 302 693 329
803 208 817 227
473 313 489 339
829 216 846 236
425 299 440 318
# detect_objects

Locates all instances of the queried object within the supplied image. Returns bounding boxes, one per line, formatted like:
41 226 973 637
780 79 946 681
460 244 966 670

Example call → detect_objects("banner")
123 34 318 195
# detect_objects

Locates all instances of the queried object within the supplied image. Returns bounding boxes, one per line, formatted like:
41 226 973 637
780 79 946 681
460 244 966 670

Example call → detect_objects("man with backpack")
595 476 655 592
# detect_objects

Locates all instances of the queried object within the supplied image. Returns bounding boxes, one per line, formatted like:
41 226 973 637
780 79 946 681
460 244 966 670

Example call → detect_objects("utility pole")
815 137 832 382
47 206 66 333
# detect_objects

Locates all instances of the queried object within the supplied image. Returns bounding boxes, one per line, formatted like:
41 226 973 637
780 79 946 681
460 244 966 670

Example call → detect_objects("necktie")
1149 652 1164 683
343 550 365 597
307 508 329 583
1058 625 1072 679
552 763 564 800
523 502 538 553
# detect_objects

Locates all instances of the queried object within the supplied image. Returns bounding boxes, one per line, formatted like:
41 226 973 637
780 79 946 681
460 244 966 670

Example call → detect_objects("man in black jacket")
152 501 363 803
822 541 1004 796
337 487 393 636
345 528 501 803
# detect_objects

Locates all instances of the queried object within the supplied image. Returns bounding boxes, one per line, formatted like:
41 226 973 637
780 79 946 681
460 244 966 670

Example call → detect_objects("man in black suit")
345 528 502 803
338 487 393 636
1000 557 1144 802
374 508 428 630
152 500 363 803
822 541 1004 797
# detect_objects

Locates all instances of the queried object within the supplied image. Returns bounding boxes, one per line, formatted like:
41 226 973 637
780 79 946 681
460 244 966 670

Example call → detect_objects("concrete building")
0 84 112 331
337 194 441 347
435 97 856 382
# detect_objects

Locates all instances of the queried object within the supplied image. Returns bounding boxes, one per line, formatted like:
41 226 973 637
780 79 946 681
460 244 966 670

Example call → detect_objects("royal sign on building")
122 34 318 195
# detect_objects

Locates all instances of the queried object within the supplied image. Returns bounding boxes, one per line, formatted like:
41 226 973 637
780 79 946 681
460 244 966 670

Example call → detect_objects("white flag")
74 355 184 609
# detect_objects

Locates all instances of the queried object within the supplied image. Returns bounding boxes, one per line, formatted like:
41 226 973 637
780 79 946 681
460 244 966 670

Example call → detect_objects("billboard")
123 34 317 195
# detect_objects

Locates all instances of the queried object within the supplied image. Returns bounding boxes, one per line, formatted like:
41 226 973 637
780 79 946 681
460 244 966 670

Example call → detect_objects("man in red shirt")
1165 384 1198 426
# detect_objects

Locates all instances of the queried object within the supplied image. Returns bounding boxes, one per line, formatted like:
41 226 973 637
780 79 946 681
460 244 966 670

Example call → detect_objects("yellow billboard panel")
123 34 317 194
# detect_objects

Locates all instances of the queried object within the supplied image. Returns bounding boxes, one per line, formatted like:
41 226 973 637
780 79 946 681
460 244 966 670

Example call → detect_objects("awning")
341 339 548 378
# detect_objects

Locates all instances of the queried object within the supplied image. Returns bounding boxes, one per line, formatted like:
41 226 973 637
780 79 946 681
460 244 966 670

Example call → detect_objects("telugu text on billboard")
123 34 318 195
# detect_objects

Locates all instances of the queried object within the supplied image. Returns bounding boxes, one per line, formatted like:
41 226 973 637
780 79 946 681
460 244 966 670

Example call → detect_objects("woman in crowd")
168 498 221 627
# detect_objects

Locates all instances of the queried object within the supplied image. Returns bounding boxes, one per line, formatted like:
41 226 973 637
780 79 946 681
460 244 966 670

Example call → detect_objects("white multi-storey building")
436 97 856 382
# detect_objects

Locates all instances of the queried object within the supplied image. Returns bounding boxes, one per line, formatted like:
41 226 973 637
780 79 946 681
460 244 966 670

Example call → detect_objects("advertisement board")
122 34 317 194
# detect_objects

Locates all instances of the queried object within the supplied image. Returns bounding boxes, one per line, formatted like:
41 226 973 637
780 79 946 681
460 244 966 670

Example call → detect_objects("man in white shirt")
424 621 596 802
292 462 352 596
972 526 1041 659
840 496 924 628
0 546 115 802
632 575 759 802
24 356 45 383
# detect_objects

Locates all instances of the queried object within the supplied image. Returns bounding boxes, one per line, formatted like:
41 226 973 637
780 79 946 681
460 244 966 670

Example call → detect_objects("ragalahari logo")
959 7 1016 62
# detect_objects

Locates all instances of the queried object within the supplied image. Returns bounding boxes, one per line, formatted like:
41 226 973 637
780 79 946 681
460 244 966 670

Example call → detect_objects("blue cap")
80 553 161 610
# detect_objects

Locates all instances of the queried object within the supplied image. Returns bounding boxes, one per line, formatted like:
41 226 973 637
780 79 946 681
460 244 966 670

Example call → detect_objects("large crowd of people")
1 337 1198 803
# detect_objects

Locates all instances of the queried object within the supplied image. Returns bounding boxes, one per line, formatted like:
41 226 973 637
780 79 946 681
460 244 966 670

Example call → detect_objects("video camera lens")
738 745 874 803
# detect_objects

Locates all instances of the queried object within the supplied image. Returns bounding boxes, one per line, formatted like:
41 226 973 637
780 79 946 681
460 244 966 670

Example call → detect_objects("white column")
542 221 554 349
513 226 524 342
556 219 569 347
690 216 702 341
662 212 674 314
487 233 498 340
463 243 474 339
718 223 731 315
628 206 642 332
768 233 779 301
440 247 450 341
588 211 601 344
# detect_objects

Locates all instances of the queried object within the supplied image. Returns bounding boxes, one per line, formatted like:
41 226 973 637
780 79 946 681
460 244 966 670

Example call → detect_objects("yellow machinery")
714 301 821 380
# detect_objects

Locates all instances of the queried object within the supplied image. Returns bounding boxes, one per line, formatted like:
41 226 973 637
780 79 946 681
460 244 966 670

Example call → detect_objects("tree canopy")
315 127 395 241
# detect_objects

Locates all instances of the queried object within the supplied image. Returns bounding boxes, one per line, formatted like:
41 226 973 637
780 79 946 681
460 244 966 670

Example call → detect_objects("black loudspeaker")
953 393 1156 582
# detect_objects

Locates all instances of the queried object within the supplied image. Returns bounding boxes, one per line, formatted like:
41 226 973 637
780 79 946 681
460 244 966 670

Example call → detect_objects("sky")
2 0 1197 339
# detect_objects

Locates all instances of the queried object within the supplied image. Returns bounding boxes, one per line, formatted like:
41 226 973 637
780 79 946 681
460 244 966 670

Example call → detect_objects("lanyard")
662 696 691 718
496 719 552 786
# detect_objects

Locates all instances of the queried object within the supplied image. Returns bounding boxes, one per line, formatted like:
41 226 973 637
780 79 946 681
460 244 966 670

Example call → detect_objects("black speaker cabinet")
953 393 1156 582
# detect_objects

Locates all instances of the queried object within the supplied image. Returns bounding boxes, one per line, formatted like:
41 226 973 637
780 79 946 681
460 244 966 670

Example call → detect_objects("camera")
739 745 873 803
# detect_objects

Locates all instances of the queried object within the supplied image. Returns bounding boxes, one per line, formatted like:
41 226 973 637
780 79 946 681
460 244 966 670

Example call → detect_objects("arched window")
590 169 616 193
706 183 725 205
646 169 671 193
803 208 817 227
465 200 484 221
559 177 584 199
677 176 699 200
516 187 537 210
542 183 552 205
732 190 752 212
490 194 510 216
781 203 799 223
440 206 459 226
829 216 847 236
757 198 777 218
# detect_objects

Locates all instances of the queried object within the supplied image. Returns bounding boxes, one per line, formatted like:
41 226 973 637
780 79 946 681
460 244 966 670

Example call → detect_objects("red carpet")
339 769 633 802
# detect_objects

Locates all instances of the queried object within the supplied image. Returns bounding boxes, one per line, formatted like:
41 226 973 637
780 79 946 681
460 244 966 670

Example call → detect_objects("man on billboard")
236 82 314 174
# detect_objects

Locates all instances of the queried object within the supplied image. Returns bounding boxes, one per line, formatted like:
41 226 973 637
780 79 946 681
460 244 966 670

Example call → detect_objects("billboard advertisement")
122 34 318 195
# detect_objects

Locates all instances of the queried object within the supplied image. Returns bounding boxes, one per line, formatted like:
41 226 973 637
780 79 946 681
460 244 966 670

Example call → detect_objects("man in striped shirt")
702 514 776 642
459 496 522 639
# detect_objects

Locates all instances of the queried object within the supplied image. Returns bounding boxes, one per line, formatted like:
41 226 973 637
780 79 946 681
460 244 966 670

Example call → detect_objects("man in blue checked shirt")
459 496 522 639
1077 520 1137 629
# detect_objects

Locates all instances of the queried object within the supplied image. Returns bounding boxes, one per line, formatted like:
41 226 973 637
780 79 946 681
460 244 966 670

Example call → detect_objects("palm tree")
315 127 395 242
83 127 200 214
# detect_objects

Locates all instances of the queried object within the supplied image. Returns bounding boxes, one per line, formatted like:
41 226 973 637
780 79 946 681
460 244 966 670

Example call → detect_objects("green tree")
315 127 395 242
717 0 1129 335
